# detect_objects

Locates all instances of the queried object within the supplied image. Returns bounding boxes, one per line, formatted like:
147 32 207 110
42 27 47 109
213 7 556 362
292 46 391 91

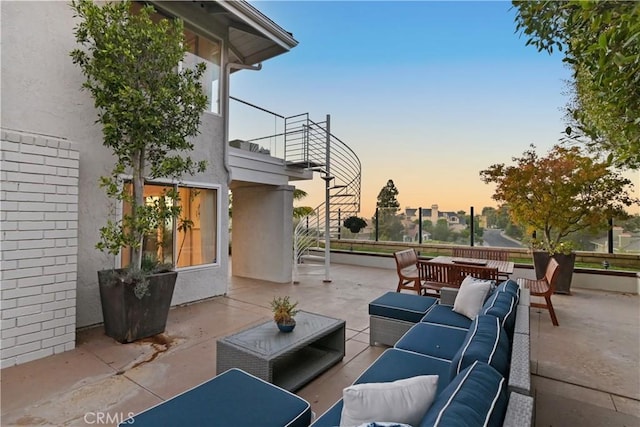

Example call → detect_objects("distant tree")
504 223 524 240
617 214 640 233
373 179 403 241
422 219 434 234
376 180 400 213
465 214 484 241
431 219 451 242
482 207 497 229
480 144 637 254
293 189 314 219
513 1 640 169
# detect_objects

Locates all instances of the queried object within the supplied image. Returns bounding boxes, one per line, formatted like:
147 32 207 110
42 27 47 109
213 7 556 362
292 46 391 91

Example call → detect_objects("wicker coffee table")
216 311 345 392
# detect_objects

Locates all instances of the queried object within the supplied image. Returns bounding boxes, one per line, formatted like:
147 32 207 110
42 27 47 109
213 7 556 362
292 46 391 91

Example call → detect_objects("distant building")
404 204 466 229
591 227 640 253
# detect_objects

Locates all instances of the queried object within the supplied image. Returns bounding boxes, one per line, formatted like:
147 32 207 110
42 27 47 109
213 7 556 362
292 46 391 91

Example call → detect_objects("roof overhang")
152 1 297 66
218 1 298 65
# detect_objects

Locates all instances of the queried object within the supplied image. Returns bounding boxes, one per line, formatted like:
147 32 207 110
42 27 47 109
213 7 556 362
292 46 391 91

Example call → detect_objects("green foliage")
70 0 208 269
480 144 638 254
513 1 640 169
431 218 452 242
270 296 299 324
343 216 367 233
373 180 402 240
376 179 400 212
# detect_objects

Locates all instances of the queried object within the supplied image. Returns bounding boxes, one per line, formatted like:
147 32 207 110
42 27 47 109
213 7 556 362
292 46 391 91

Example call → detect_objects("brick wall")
1 129 79 368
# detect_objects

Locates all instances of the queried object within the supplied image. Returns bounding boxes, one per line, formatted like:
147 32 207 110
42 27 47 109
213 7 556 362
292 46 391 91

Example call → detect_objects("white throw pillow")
339 375 439 427
453 276 492 320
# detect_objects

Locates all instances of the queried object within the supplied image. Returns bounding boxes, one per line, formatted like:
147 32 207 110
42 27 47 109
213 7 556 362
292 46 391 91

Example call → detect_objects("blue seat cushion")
449 315 510 381
122 368 311 427
355 348 452 394
395 323 468 361
310 400 344 427
420 304 473 330
419 361 508 427
481 291 518 338
369 292 438 323
311 348 451 427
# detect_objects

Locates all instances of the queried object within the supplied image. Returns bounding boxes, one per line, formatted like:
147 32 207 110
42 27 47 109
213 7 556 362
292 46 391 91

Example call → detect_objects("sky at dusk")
229 0 639 218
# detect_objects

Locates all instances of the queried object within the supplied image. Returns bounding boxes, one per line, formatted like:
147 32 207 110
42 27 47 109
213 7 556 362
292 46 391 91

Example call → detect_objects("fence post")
470 206 474 247
375 207 379 242
608 218 614 254
323 114 331 283
338 209 341 240
418 207 423 244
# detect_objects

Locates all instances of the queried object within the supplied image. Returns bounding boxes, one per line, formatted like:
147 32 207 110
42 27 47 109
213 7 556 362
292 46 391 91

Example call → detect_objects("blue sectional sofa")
311 280 533 427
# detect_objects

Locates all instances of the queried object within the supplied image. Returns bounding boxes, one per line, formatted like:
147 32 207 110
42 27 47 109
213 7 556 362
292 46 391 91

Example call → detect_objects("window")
132 2 222 115
121 183 218 269
176 186 218 268
184 29 221 115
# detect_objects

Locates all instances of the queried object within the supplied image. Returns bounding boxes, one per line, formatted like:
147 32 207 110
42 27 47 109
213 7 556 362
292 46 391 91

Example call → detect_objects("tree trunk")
132 149 145 269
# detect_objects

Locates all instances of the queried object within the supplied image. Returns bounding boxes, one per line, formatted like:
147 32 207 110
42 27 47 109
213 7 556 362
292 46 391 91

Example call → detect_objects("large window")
121 183 218 269
183 28 221 115
133 2 222 114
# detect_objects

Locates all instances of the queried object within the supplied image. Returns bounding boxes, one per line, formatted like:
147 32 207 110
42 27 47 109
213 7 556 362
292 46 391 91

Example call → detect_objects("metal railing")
289 114 361 282
228 98 362 281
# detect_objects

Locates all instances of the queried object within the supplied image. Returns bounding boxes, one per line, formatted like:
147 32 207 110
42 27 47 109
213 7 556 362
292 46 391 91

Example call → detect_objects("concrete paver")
1 262 638 426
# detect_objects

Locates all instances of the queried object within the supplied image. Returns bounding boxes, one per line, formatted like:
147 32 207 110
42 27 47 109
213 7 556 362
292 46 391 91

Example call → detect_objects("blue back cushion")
449 315 510 381
420 304 473 330
481 291 518 338
420 361 508 427
495 280 520 301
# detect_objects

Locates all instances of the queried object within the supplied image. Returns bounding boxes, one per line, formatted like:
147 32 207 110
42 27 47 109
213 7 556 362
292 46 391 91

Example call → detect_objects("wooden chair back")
393 249 421 294
543 258 561 294
418 261 499 288
452 247 509 262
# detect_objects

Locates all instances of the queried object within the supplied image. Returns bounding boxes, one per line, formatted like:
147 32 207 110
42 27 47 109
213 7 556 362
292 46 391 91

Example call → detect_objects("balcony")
2 261 638 426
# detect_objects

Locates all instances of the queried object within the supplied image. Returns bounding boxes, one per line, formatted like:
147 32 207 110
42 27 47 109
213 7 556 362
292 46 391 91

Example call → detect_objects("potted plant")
71 0 208 342
481 144 637 294
343 216 367 234
270 296 299 332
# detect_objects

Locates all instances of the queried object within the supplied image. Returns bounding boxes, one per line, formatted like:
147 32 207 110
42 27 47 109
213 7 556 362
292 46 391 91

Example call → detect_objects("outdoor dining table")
427 255 515 276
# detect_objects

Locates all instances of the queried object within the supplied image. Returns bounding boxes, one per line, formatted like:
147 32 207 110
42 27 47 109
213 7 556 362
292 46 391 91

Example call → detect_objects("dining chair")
517 257 561 326
393 249 422 295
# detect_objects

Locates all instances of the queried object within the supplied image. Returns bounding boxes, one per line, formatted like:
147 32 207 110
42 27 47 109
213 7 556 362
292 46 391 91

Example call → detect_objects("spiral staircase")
285 114 361 282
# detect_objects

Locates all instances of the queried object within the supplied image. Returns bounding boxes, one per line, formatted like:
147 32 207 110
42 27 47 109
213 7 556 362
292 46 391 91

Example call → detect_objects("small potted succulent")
270 296 299 332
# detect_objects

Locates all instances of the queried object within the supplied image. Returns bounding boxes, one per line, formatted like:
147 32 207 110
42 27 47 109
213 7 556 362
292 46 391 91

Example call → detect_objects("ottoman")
369 291 438 346
120 368 312 427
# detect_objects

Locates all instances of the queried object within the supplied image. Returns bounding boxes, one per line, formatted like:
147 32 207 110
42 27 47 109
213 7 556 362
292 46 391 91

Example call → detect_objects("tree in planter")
70 0 208 341
70 0 208 271
480 144 637 292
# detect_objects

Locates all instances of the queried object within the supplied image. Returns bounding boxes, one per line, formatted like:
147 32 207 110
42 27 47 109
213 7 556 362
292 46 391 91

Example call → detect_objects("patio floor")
2 262 639 426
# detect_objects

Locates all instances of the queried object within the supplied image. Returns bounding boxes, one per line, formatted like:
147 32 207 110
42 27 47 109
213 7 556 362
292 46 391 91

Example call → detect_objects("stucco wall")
1 1 229 331
0 130 79 368
232 184 293 283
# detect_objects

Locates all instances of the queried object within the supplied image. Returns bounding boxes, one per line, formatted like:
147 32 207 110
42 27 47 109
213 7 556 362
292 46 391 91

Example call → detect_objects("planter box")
98 269 177 343
532 252 576 295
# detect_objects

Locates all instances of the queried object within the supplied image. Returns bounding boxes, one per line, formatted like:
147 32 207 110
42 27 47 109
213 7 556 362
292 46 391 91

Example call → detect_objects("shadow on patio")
2 263 639 426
